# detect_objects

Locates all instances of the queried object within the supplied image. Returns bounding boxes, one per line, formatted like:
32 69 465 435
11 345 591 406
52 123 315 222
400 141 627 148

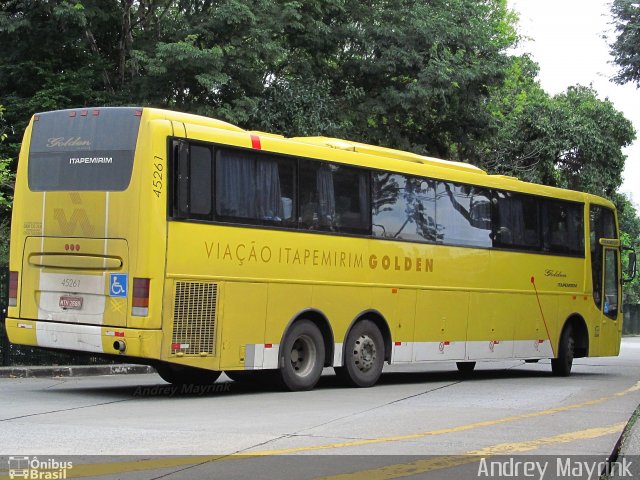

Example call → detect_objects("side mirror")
623 248 636 283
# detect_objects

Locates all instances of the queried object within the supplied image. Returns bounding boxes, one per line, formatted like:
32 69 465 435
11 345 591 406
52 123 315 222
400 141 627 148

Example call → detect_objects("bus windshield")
27 107 141 192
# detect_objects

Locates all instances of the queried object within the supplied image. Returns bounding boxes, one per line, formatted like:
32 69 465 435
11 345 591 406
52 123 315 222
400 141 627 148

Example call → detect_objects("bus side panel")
129 119 172 330
392 289 416 363
217 282 268 370
413 290 468 361
466 293 516 359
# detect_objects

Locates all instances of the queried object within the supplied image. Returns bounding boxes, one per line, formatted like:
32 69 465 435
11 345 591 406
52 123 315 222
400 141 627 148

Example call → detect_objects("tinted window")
299 160 370 233
590 205 617 307
216 148 296 225
372 173 438 241
542 200 584 255
28 107 141 191
604 249 619 319
190 145 212 216
493 191 541 250
436 182 492 247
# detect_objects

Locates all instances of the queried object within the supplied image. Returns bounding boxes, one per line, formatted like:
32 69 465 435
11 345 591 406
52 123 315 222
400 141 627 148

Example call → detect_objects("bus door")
599 242 621 355
590 205 621 356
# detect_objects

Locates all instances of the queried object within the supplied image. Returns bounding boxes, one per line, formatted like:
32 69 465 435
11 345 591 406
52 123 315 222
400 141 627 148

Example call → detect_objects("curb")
0 364 155 378
608 403 640 479
617 404 640 456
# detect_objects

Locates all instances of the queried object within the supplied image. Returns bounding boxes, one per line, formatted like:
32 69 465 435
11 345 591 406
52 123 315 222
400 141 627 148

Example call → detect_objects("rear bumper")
4 318 163 359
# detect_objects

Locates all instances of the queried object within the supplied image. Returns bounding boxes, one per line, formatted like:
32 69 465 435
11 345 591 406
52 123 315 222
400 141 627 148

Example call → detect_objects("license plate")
59 296 83 310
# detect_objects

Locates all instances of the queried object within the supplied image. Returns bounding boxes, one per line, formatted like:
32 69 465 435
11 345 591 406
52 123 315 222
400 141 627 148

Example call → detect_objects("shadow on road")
36 361 609 400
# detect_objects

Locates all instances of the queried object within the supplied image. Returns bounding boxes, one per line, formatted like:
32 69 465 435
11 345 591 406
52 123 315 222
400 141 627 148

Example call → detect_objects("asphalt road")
1 338 640 479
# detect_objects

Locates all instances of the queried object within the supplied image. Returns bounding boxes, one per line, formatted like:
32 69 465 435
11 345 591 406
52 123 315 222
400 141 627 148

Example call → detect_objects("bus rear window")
27 107 141 191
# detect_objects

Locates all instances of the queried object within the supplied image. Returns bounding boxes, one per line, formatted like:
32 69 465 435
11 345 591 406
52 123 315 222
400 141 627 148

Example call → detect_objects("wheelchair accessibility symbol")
109 274 128 297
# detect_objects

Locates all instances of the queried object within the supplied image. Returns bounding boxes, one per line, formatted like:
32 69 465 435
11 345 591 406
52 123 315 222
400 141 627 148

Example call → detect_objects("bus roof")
141 107 613 209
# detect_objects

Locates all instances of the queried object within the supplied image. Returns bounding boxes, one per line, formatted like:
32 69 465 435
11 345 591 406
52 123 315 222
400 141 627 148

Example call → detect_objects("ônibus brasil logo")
8 456 73 479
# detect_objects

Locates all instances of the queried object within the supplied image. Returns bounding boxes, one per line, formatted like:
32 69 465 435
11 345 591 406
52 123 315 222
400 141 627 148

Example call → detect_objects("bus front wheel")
278 319 325 391
155 363 222 385
551 325 575 376
335 320 385 388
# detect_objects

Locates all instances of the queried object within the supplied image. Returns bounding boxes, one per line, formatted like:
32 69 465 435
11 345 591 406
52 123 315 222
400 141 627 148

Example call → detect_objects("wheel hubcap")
290 335 316 378
353 334 376 372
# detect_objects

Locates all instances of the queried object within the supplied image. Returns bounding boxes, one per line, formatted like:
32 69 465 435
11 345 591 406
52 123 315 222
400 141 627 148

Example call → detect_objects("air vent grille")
171 281 218 356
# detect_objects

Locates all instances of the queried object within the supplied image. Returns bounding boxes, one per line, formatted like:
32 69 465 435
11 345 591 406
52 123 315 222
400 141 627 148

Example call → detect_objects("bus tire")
155 363 222 385
278 319 325 391
335 320 384 388
456 361 476 374
551 325 575 376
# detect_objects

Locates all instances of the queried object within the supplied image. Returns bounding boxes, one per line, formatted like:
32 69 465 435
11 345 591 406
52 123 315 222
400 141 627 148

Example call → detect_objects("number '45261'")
153 161 163 198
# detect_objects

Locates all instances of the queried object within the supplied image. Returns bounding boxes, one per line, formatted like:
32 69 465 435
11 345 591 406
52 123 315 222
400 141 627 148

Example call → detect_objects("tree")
0 104 13 265
613 193 640 304
0 105 13 213
477 57 636 197
611 0 640 87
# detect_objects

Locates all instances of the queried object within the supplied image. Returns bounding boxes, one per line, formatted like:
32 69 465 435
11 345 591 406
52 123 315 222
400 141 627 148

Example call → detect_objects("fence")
0 266 115 366
624 304 640 336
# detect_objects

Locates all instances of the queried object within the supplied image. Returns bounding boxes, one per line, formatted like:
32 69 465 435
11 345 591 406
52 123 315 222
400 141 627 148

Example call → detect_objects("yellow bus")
5 107 634 391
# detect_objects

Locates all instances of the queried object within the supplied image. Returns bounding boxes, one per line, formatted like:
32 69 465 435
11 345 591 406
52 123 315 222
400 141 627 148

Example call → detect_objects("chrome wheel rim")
353 334 376 372
290 334 316 378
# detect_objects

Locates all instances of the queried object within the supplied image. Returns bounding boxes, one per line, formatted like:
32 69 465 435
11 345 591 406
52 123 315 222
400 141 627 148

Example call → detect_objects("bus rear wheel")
155 363 222 385
335 320 385 388
278 320 325 391
551 325 575 376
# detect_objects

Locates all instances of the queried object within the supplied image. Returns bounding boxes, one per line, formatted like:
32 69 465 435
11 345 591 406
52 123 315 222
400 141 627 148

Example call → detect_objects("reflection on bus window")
372 173 438 242
436 182 492 248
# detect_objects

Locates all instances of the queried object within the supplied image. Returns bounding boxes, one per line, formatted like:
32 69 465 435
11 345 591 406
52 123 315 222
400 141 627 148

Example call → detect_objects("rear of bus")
5 107 167 361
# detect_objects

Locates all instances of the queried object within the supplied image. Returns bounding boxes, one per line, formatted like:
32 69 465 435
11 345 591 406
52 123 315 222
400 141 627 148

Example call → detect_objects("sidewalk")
617 404 640 456
0 364 155 378
611 404 640 479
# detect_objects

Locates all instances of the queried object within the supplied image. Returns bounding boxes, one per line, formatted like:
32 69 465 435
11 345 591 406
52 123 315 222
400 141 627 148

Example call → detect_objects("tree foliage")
611 0 640 87
0 105 13 213
478 57 635 197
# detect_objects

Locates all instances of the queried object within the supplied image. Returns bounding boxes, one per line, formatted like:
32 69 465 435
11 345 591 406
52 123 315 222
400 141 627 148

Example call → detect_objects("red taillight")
8 271 18 306
132 278 150 316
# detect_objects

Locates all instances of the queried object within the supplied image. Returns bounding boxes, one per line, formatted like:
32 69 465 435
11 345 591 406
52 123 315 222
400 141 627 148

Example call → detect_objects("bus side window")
175 140 190 216
492 191 541 250
215 148 296 225
436 182 492 248
542 200 584 256
299 160 370 234
189 145 213 218
372 173 438 242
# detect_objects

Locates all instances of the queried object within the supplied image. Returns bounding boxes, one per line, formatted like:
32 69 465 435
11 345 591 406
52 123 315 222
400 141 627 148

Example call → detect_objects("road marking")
313 422 626 480
5 381 636 479
251 380 640 455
